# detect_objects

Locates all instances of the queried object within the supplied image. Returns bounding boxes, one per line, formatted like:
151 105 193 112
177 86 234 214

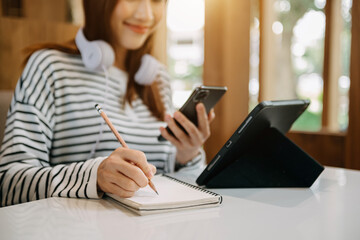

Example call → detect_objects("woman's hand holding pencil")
95 104 158 198
97 147 157 198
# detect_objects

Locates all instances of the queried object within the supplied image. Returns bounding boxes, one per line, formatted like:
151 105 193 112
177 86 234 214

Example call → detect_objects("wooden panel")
0 17 79 90
22 0 68 22
259 0 277 101
322 0 332 129
322 0 343 131
345 1 360 170
203 0 251 161
287 131 346 168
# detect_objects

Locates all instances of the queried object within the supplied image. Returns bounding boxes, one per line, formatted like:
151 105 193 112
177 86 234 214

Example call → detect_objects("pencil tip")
156 191 159 195
94 104 98 108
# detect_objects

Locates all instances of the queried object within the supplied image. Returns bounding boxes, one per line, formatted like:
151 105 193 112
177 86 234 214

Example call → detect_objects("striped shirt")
0 49 204 207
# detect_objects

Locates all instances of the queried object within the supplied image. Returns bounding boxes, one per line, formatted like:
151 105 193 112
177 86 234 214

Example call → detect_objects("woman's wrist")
175 150 203 171
176 149 200 165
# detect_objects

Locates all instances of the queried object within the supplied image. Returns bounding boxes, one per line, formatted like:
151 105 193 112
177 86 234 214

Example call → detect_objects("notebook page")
112 175 219 209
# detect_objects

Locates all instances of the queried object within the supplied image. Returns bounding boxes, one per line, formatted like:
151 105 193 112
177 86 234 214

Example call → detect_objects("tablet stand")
206 127 324 188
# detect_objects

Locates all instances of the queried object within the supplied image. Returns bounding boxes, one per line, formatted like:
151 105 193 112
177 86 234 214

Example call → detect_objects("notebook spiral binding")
163 174 223 204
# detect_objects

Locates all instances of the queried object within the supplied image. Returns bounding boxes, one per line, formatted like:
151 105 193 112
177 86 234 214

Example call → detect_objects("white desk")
0 167 360 240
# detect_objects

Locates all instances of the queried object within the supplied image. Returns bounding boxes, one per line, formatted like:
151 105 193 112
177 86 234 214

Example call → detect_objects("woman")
0 0 214 207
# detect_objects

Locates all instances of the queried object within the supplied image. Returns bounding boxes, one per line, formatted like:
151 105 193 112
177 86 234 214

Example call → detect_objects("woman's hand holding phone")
159 103 215 164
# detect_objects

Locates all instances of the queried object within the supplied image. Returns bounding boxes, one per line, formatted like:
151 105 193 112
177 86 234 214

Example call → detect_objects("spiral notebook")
106 174 222 215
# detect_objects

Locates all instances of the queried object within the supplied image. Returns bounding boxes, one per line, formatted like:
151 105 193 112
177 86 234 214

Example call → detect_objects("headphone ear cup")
95 40 115 70
81 42 103 70
135 54 161 85
75 28 115 71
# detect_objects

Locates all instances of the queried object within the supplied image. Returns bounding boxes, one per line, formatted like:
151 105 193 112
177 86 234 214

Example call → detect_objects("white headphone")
75 28 161 85
135 54 162 86
75 28 115 71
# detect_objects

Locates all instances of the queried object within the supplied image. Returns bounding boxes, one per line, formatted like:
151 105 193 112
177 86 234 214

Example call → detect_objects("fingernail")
148 171 154 178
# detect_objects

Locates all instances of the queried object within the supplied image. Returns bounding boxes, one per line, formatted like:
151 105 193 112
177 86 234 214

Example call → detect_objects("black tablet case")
197 100 324 188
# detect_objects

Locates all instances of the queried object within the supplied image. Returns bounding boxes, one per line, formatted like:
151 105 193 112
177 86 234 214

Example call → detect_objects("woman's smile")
124 22 151 34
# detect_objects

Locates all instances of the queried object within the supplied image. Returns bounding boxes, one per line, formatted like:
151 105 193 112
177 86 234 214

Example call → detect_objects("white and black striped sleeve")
0 51 104 207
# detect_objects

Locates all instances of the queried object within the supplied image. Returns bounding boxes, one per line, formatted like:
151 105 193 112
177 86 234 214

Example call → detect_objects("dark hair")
24 0 165 120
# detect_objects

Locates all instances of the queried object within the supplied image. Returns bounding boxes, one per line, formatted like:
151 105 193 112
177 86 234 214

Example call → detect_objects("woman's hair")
24 0 165 120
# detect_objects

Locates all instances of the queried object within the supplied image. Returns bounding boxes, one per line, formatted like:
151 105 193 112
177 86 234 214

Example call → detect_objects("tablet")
196 99 324 188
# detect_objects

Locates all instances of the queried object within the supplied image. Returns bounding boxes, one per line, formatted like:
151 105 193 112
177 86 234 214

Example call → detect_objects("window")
166 0 204 108
257 0 352 132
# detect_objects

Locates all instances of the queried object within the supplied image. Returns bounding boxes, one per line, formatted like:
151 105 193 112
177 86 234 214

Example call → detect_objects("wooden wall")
0 17 79 89
203 0 251 161
0 0 167 90
345 0 360 170
0 0 78 89
287 131 346 168
22 0 68 22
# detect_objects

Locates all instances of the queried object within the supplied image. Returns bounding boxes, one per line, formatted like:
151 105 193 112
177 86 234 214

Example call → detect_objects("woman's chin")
121 38 148 50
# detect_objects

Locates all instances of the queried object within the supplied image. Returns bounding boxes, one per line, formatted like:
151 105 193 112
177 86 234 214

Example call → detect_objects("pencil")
95 104 158 195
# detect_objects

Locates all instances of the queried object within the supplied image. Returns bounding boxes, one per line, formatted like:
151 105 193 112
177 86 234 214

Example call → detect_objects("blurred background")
0 0 359 169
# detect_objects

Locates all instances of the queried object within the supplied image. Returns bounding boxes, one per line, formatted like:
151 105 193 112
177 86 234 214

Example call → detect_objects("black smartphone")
158 85 227 141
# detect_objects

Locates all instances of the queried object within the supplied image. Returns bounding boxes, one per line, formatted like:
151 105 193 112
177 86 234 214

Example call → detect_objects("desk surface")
1 167 360 240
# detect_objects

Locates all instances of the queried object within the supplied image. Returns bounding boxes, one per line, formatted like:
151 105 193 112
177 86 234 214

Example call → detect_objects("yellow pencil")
95 104 158 195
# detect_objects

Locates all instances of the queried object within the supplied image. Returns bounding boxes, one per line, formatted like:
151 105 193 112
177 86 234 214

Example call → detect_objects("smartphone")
158 85 227 141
